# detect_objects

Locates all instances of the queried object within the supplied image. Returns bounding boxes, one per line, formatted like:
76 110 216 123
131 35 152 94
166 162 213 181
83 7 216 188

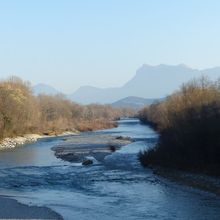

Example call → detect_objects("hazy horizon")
1 0 220 93
33 63 220 94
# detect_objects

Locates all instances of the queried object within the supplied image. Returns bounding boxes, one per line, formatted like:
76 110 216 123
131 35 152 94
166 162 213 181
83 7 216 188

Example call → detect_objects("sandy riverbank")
0 196 63 219
52 134 132 163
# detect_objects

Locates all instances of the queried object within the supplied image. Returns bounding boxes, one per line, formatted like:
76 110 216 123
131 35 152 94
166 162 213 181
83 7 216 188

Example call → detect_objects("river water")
0 118 220 220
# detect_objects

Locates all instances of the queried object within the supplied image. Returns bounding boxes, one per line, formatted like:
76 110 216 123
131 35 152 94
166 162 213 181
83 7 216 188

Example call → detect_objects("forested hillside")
0 77 133 139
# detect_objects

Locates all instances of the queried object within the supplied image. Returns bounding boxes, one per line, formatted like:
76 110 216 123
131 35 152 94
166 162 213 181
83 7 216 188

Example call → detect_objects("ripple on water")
0 119 220 220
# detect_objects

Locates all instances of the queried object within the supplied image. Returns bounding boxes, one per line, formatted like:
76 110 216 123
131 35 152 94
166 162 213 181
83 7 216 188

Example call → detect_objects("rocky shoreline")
0 131 79 150
0 134 42 149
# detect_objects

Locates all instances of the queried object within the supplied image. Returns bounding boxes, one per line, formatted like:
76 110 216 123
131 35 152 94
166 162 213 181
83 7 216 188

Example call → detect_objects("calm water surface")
0 119 219 220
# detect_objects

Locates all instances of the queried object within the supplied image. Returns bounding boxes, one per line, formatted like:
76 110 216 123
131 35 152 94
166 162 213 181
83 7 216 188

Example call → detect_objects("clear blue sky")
0 0 220 93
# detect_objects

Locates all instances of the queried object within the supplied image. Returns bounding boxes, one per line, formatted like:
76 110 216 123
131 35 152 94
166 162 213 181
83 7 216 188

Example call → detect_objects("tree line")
139 76 220 176
0 76 133 139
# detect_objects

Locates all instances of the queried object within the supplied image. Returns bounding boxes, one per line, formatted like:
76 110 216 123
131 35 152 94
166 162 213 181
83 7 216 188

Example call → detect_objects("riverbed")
0 118 220 220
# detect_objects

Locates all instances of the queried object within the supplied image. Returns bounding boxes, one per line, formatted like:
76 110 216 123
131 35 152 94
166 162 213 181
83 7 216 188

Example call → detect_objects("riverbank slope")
0 196 63 219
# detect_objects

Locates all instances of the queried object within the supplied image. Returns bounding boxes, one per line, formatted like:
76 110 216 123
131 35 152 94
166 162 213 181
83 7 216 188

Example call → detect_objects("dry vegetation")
0 76 134 139
139 76 220 176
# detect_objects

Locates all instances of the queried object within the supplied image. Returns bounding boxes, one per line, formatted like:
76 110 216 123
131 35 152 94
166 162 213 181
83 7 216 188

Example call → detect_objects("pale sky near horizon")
0 0 220 93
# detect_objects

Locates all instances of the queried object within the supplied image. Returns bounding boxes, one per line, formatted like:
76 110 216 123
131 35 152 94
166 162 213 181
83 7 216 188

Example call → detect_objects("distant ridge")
112 96 162 109
32 64 220 104
69 64 220 104
32 83 61 96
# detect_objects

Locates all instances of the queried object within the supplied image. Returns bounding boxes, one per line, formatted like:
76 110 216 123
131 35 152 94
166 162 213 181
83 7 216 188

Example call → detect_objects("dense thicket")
139 77 220 175
0 77 133 138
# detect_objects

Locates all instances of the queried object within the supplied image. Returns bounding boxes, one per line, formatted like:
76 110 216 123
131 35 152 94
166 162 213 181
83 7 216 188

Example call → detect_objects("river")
0 118 219 220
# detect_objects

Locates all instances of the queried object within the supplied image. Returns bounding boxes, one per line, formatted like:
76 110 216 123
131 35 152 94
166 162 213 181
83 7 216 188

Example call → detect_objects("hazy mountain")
69 86 122 104
112 96 162 109
33 83 61 96
69 64 220 104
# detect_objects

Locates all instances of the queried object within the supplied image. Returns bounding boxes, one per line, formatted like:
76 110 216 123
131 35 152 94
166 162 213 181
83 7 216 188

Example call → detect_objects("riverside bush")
139 77 220 175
